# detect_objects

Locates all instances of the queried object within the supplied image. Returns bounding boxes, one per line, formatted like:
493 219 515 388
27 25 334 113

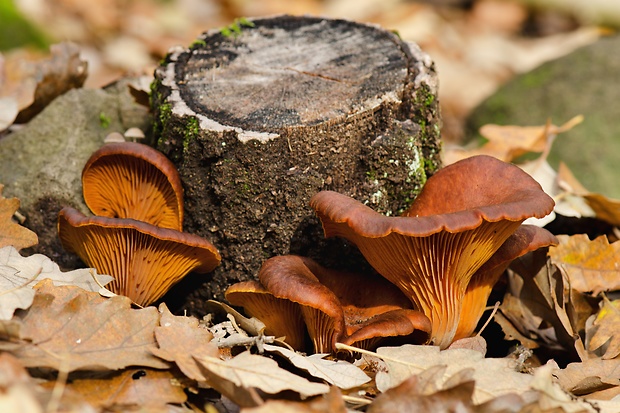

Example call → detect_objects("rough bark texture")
150 15 442 315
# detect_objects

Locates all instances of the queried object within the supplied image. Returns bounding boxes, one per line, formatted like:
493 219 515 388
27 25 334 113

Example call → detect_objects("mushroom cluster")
309 155 558 348
58 142 221 306
226 255 431 354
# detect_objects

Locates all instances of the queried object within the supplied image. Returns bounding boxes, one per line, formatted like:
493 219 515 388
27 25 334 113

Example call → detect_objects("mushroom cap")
453 225 558 341
58 207 220 306
82 142 184 231
225 280 306 351
257 255 430 353
309 155 555 348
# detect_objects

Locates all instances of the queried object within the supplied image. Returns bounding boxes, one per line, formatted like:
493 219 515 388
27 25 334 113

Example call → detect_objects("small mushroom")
58 207 220 306
226 280 306 351
124 127 145 142
453 224 558 341
227 255 431 353
310 155 555 348
81 142 184 230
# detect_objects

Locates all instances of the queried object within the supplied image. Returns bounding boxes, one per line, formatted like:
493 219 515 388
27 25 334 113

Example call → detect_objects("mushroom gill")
309 155 555 348
81 142 184 230
226 255 431 354
58 207 220 306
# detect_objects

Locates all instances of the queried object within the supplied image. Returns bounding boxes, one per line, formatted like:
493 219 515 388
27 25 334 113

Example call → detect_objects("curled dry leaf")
586 298 620 360
374 344 535 404
555 358 620 397
194 351 329 405
498 249 592 360
0 185 38 251
0 279 168 372
262 343 371 389
240 387 347 413
0 246 114 320
151 303 219 382
549 234 620 295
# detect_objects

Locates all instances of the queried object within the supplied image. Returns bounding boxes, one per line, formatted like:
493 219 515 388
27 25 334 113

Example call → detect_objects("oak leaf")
194 351 329 405
549 234 620 295
241 387 347 413
374 344 534 404
151 303 219 382
262 343 370 389
0 246 113 320
0 185 37 250
555 358 620 397
586 298 620 359
0 279 168 371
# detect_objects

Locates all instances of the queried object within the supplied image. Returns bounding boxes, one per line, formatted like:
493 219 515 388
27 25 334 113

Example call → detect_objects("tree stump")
150 15 442 315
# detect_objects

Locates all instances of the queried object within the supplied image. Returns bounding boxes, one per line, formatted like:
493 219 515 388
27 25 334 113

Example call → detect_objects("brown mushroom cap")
58 207 220 306
256 255 430 353
82 142 184 230
453 225 558 341
310 155 555 348
225 280 306 351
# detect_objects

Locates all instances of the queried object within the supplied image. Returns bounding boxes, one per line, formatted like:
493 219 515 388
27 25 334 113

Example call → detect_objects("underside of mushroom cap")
58 207 220 306
453 224 558 341
258 255 346 353
309 155 555 348
257 255 431 353
226 280 306 351
82 142 184 231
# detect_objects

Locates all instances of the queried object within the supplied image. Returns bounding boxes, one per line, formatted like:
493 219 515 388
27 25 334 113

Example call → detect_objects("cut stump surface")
151 15 442 314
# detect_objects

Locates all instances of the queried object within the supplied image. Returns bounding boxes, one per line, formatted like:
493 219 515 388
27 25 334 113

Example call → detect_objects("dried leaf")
586 298 620 359
56 368 187 408
549 235 620 295
443 116 582 164
262 343 370 389
0 186 38 251
0 246 114 320
240 387 347 413
368 375 476 413
194 351 329 403
558 162 620 227
374 344 534 404
14 42 88 124
555 358 620 397
499 249 589 360
152 303 219 382
0 279 168 371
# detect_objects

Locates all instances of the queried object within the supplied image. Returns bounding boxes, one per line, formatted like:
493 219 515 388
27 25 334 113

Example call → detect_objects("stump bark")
150 15 442 315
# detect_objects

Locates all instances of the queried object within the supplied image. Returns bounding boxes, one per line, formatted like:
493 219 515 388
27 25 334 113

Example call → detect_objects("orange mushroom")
226 255 431 353
453 224 557 341
58 207 220 306
81 142 184 230
226 280 306 351
310 155 555 348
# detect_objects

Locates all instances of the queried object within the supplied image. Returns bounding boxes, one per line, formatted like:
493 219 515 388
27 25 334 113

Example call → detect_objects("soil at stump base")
150 15 442 315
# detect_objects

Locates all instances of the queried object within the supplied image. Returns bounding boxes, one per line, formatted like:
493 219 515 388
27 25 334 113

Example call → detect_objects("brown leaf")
240 387 348 413
499 249 590 359
368 374 476 413
1 279 168 371
558 162 620 227
555 358 620 397
549 235 620 295
14 42 88 124
0 185 38 250
586 298 620 359
51 368 187 409
152 303 218 382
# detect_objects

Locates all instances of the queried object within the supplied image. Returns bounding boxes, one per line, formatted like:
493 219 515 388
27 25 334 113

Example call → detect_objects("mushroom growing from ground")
58 207 220 306
81 142 184 230
226 255 431 353
310 155 555 348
